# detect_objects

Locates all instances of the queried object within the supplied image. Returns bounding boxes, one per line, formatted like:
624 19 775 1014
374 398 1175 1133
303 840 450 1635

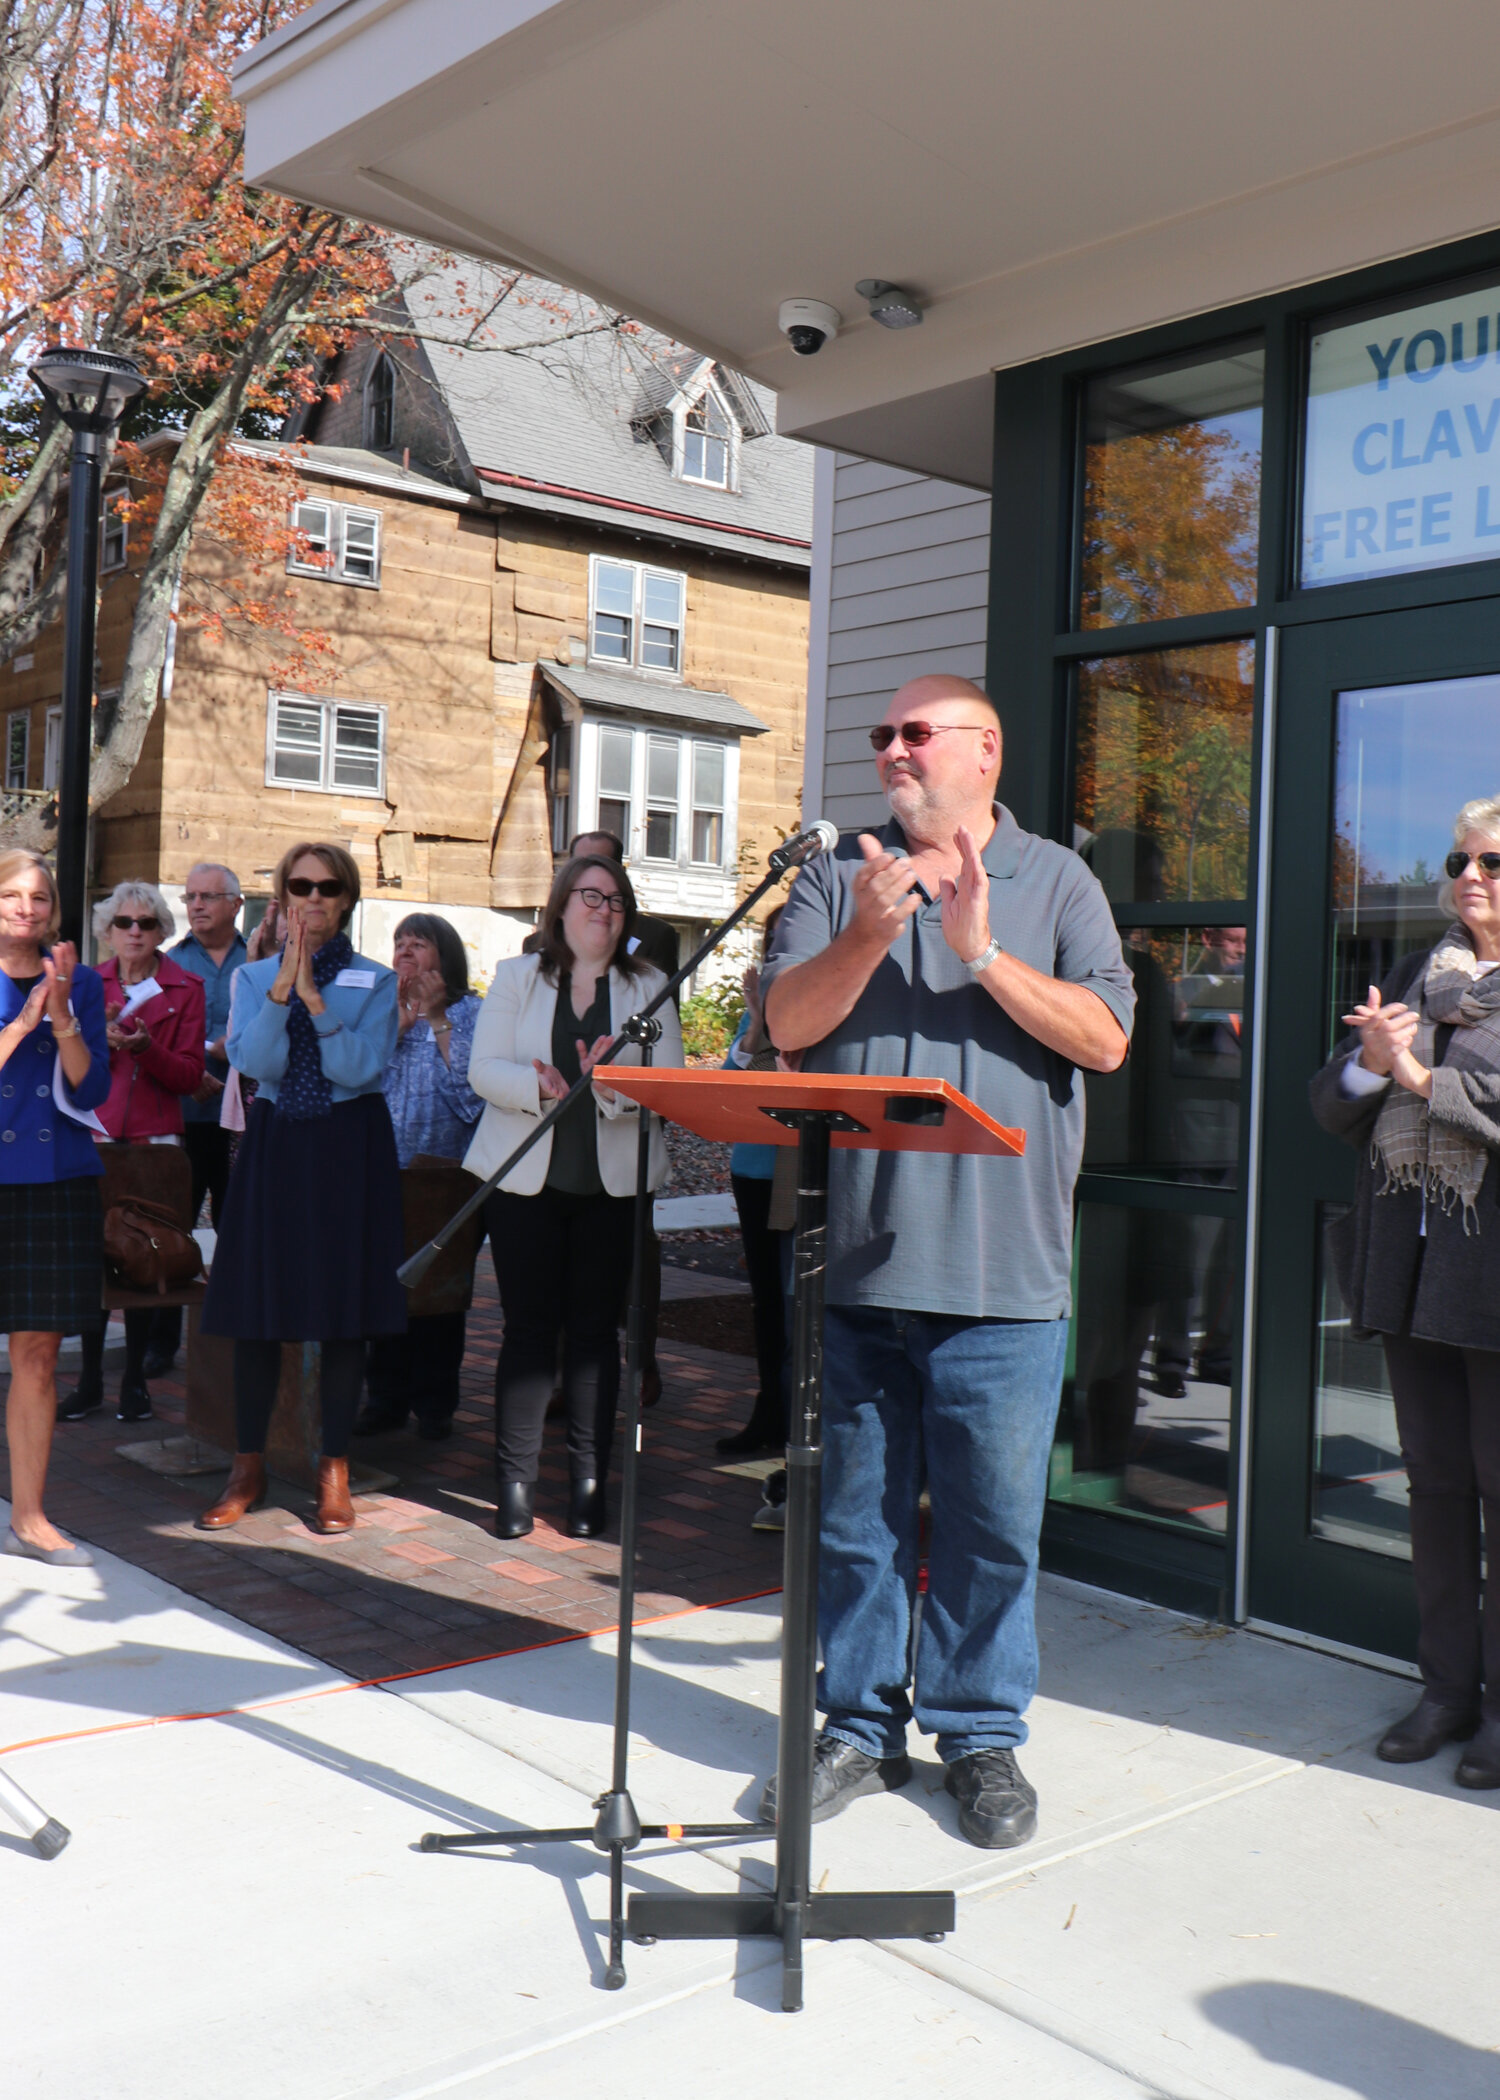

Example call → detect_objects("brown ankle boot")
312 1456 356 1534
197 1453 267 1531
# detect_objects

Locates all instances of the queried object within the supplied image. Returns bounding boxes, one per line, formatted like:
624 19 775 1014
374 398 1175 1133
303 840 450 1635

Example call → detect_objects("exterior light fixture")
28 348 147 941
855 280 923 330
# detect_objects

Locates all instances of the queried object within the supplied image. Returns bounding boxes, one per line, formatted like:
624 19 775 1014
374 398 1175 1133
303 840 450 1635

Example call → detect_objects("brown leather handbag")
103 1197 204 1295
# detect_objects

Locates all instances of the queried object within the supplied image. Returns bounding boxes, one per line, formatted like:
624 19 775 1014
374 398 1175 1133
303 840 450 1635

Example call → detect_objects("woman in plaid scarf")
1312 795 1500 1788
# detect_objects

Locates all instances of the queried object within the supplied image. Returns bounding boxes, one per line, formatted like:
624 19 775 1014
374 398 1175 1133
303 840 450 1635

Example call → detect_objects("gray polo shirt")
761 805 1135 1319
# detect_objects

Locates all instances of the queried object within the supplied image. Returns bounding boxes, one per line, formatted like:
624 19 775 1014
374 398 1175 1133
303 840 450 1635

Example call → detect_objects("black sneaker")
116 1378 153 1424
759 1732 911 1824
57 1383 104 1423
944 1749 1038 1848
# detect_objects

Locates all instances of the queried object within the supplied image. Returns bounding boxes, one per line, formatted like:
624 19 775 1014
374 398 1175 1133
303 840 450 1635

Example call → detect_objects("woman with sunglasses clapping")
59 883 204 1425
467 853 683 1539
197 842 403 1536
1312 796 1500 1788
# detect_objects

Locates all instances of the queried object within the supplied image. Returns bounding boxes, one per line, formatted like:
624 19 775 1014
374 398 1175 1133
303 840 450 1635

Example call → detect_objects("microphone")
768 819 840 872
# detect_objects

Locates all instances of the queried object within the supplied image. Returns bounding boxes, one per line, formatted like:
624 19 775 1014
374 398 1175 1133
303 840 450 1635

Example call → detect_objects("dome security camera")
778 298 842 357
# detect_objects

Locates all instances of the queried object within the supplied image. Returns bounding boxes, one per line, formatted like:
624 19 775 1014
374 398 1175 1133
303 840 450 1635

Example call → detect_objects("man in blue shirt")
761 676 1135 1850
144 862 248 1376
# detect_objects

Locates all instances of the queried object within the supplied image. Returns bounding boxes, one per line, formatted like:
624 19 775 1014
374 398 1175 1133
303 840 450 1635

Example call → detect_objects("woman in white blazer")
467 853 683 1539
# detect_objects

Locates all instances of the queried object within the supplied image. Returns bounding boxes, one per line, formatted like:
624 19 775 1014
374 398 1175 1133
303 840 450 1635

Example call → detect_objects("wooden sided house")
4 267 813 974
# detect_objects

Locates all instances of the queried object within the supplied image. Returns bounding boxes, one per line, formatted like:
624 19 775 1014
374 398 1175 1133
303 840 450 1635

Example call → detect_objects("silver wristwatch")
964 936 1002 977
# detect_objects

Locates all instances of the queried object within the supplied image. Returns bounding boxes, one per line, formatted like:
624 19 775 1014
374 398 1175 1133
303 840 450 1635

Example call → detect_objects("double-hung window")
589 558 684 673
288 499 383 587
266 691 385 796
589 723 730 869
678 385 734 489
100 490 129 573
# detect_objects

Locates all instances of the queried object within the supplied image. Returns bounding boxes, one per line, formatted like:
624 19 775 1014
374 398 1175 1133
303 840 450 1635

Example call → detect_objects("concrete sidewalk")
3 1515 1497 2100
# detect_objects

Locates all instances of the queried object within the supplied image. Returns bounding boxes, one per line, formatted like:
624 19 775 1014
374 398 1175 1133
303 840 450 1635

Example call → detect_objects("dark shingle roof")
540 662 769 737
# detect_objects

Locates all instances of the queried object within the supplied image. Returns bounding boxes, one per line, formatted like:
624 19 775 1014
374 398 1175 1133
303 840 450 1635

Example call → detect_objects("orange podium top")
603 1069 1024 1158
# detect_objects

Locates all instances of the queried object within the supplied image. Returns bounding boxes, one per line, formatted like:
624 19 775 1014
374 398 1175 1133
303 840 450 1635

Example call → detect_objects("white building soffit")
237 0 1500 489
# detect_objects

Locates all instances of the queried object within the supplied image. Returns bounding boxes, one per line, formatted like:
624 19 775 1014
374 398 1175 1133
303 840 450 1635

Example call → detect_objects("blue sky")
1336 674 1500 883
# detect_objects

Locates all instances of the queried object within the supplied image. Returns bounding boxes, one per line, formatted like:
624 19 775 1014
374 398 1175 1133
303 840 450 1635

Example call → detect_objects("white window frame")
674 378 738 492
587 555 685 677
580 720 735 872
287 499 383 589
42 705 61 791
5 709 30 791
100 489 129 573
264 690 387 797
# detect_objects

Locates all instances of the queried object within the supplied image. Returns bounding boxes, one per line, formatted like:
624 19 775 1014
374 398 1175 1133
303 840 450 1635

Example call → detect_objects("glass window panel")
597 726 634 796
1079 342 1263 629
594 562 635 616
692 741 724 807
643 572 683 625
1083 924 1245 1185
647 734 679 802
331 705 382 791
340 511 379 582
1331 673 1500 1050
1311 1204 1409 1558
641 624 679 670
597 796 630 844
592 613 632 662
1051 1201 1235 1535
692 810 722 863
292 501 331 553
645 807 676 859
1303 273 1500 588
1074 642 1254 904
271 697 324 784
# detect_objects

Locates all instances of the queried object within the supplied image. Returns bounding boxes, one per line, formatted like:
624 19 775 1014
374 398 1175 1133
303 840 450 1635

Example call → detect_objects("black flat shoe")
116 1379 153 1424
1455 1718 1500 1789
944 1748 1038 1849
715 1422 783 1457
494 1481 535 1539
1376 1694 1480 1763
353 1405 409 1437
567 1478 607 1537
760 1733 911 1824
57 1382 104 1422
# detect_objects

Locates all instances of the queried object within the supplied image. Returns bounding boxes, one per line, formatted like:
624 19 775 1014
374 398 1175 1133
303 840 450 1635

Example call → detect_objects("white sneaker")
751 1469 787 1531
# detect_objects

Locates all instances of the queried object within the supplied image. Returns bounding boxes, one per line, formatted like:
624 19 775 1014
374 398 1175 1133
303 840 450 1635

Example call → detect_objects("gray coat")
1309 947 1500 1353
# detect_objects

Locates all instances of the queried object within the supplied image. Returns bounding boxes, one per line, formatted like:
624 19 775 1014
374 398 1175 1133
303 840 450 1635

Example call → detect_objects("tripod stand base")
626 1888 956 2011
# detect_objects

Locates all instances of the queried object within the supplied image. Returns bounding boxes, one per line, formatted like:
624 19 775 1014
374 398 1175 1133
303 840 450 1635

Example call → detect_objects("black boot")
1376 1693 1480 1763
567 1477 608 1538
494 1480 535 1540
1455 1718 1500 1789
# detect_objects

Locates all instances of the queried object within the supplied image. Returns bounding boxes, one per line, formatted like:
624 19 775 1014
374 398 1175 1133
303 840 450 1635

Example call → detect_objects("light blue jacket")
227 953 398 1105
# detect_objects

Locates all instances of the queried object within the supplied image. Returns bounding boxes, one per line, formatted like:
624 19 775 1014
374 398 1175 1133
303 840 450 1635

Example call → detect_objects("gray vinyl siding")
814 454 991 832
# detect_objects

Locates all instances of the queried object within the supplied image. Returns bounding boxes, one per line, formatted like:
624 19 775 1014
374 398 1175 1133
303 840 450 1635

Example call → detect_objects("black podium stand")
607 1069 1025 2009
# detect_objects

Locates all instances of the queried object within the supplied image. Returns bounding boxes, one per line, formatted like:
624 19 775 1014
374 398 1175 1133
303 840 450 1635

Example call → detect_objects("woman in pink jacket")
59 883 204 1424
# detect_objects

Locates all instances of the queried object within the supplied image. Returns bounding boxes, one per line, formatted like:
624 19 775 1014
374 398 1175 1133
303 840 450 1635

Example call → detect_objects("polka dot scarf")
277 932 353 1120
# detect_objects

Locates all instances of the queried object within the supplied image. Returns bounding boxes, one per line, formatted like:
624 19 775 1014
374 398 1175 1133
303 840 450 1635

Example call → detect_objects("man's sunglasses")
869 720 987 752
111 915 160 933
571 886 626 914
284 877 345 898
1445 850 1500 880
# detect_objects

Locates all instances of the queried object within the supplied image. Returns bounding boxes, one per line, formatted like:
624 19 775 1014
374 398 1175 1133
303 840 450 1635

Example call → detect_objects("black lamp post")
27 348 146 944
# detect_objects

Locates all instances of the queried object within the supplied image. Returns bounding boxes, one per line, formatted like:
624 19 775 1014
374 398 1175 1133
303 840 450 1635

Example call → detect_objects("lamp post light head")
29 347 147 430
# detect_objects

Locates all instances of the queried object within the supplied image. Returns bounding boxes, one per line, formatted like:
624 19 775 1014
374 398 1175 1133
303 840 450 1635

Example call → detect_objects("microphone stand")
413 839 816 1985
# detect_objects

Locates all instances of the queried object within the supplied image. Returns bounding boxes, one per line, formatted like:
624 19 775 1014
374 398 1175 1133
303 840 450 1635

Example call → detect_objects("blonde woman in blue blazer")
199 842 402 1536
467 853 682 1540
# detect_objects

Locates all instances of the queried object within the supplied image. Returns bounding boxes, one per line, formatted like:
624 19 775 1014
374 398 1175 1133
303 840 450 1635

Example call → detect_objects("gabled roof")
401 260 812 568
540 662 769 738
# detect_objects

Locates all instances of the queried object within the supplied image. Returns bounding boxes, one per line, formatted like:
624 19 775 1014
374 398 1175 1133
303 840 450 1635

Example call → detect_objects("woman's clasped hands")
1344 982 1432 1099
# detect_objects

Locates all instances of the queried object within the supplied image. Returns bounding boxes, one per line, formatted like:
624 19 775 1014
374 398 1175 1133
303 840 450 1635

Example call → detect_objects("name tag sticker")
334 969 378 989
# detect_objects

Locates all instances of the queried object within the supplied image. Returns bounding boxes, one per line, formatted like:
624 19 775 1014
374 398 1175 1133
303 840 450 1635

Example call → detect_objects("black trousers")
76 1309 151 1392
1382 1332 1500 1717
488 1186 635 1485
366 1311 468 1427
149 1123 236 1361
233 1337 365 1460
731 1172 788 1440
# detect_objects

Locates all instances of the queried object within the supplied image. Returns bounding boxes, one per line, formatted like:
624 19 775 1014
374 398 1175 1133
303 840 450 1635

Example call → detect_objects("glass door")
1250 600 1500 1653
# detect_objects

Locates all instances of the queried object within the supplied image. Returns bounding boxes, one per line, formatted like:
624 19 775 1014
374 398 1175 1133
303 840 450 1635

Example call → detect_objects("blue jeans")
817 1304 1068 1763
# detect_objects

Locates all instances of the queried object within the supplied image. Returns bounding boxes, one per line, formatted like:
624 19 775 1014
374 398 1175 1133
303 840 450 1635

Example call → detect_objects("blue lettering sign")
1391 419 1422 469
1465 400 1500 453
1451 318 1492 372
1423 410 1462 463
1385 498 1416 549
1476 486 1500 537
1366 339 1402 388
1353 424 1386 475
1346 508 1379 558
1420 492 1452 545
1310 513 1342 561
1405 330 1447 381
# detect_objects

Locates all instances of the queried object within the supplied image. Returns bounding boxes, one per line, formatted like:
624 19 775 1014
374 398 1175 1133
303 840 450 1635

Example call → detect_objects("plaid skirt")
0 1176 104 1333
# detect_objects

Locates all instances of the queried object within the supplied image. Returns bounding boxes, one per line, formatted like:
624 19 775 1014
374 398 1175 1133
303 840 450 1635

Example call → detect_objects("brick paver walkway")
6 1266 782 1684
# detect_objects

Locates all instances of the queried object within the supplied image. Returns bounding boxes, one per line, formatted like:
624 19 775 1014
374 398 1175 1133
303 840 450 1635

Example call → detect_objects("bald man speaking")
760 676 1134 1848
